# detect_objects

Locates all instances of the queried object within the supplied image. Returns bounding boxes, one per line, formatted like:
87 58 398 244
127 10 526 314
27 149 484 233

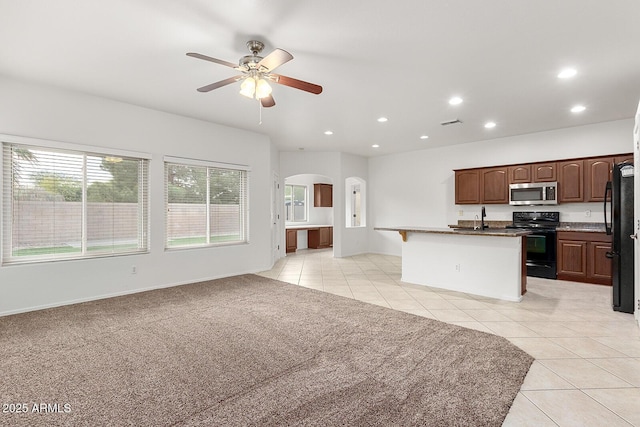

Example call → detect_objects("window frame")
284 184 308 223
1 134 151 265
164 156 250 250
345 177 366 228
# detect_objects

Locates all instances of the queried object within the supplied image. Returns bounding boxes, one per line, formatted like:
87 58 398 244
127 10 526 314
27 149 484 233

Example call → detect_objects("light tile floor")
258 249 640 427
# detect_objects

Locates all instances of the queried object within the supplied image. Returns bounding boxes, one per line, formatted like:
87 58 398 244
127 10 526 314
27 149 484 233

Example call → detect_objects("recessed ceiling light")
571 105 586 113
372 144 380 148
558 68 577 79
449 96 463 105
484 121 496 129
420 135 429 140
324 130 333 135
377 117 388 123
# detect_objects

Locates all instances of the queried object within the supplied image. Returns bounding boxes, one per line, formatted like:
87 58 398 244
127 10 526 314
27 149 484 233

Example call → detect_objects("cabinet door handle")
630 234 638 240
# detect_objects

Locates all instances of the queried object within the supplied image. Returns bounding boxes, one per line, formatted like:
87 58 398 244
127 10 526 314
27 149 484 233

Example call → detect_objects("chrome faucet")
473 215 480 230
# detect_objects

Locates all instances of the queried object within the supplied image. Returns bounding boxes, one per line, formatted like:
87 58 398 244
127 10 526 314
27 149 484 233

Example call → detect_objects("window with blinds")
165 158 249 249
2 142 149 264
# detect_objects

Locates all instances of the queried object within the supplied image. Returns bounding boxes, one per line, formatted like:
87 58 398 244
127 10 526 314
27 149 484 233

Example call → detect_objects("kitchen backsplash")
451 203 606 225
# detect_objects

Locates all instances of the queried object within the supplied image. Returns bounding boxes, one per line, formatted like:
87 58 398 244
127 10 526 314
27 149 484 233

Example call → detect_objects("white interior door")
272 173 280 265
633 100 640 323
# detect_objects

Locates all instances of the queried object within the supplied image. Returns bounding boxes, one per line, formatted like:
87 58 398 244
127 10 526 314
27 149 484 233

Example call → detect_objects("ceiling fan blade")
258 48 293 72
261 95 276 108
269 74 323 95
187 52 239 69
197 76 243 92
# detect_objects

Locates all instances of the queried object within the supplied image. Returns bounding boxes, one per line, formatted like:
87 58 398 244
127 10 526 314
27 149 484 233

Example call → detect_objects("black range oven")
507 211 559 279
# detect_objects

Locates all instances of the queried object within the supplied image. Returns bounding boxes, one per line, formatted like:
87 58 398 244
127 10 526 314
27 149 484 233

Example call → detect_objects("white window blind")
2 142 149 264
165 159 248 249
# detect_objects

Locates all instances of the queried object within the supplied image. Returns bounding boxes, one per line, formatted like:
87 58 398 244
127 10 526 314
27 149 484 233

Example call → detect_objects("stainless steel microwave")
509 182 558 205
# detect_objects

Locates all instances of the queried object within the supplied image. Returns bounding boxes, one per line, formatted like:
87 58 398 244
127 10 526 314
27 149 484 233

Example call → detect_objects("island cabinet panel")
314 184 333 207
454 169 481 204
585 157 613 202
480 167 509 204
532 162 557 182
286 229 298 253
557 231 612 285
558 160 584 203
509 165 531 184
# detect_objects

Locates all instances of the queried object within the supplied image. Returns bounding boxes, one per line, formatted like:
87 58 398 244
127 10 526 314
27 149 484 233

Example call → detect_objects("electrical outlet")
455 264 461 272
585 210 591 217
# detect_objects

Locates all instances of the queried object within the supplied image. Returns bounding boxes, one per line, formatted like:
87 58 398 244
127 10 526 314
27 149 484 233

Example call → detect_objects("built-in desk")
286 226 333 253
375 227 530 301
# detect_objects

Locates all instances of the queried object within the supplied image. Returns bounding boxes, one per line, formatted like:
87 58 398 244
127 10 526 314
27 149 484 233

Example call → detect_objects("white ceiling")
1 0 639 157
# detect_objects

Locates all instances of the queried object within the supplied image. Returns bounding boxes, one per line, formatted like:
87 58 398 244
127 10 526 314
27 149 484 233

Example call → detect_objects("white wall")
284 174 334 226
369 119 635 256
0 76 275 316
280 151 369 257
341 153 369 257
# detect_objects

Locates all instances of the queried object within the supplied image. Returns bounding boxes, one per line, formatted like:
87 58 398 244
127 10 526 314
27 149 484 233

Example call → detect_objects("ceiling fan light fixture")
240 77 256 98
255 78 272 99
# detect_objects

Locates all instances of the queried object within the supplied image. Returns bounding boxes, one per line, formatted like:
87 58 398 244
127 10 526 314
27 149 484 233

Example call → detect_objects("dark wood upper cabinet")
454 153 631 205
558 160 584 203
532 162 557 182
508 165 531 184
615 154 634 165
480 167 509 204
314 184 333 207
585 157 613 202
455 169 480 204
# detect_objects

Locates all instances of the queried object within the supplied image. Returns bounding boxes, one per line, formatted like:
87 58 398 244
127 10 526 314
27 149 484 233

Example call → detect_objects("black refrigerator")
604 162 635 313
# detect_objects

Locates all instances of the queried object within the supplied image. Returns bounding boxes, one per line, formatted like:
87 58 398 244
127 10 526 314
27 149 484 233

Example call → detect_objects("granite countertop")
449 220 606 233
374 226 530 237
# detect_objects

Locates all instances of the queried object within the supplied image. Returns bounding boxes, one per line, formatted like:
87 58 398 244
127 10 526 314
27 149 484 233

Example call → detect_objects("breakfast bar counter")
375 226 530 301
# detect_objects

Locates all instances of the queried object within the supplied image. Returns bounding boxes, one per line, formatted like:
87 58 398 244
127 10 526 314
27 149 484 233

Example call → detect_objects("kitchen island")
375 227 530 301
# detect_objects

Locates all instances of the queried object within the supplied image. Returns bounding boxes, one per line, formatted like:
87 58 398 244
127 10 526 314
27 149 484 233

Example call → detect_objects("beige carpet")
0 274 533 426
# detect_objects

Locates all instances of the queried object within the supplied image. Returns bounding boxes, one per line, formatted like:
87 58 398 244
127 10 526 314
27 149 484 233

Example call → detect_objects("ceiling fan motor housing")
246 40 265 55
239 55 263 70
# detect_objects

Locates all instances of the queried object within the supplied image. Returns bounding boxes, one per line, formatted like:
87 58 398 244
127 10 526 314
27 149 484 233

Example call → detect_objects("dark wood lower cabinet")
287 227 333 252
286 229 298 253
557 231 612 285
308 227 333 249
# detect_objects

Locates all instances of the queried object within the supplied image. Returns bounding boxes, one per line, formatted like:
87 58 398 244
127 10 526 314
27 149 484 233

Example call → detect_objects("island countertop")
374 226 531 238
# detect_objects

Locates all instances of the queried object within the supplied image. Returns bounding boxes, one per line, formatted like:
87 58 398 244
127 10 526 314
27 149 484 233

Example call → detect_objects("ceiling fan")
187 40 323 108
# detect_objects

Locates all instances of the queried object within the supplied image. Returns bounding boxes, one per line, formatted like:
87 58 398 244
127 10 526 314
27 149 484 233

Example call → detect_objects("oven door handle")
603 181 612 235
